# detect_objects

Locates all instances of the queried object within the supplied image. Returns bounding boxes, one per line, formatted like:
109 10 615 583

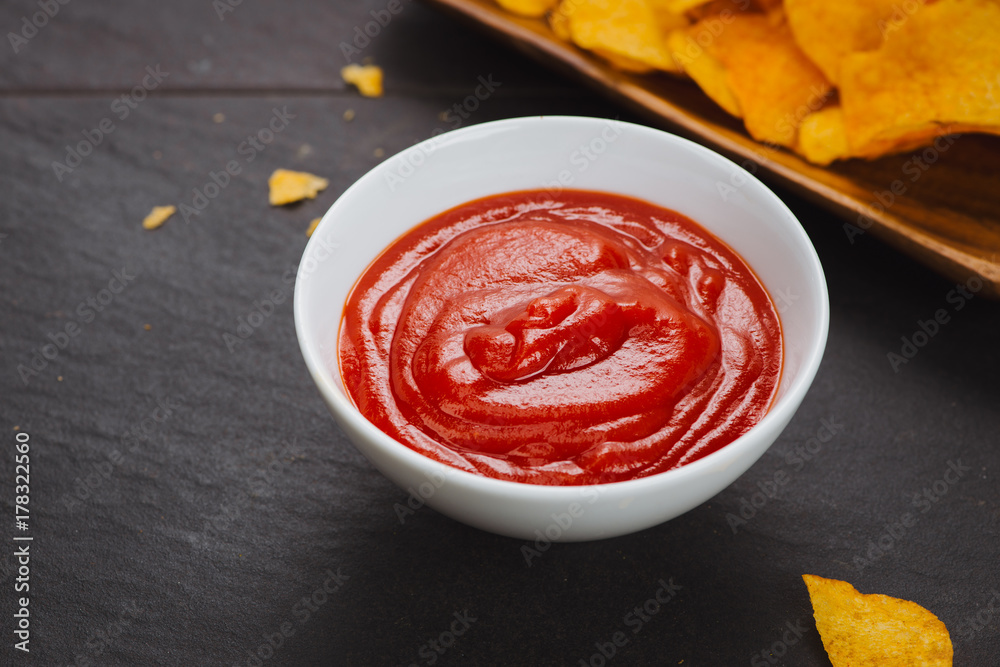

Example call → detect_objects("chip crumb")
268 169 329 206
297 143 314 159
152 150 163 160
306 218 321 237
343 109 355 122
142 205 176 230
341 64 384 98
144 323 152 331
213 112 225 123
373 147 385 158
803 574 953 666
57 376 63 381
438 110 449 122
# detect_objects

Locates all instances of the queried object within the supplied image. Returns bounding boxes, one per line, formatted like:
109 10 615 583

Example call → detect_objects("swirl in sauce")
339 190 782 485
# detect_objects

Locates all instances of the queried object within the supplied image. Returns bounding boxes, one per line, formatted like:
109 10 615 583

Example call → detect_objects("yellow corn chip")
646 0 695 32
569 0 681 73
306 217 321 237
686 12 833 147
802 574 953 667
341 64 384 98
784 0 926 85
552 0 687 69
666 28 741 118
549 1 572 39
268 169 329 206
658 0 710 13
591 49 656 73
142 205 176 230
749 0 783 12
684 0 742 21
838 0 1000 158
795 105 850 166
496 0 557 17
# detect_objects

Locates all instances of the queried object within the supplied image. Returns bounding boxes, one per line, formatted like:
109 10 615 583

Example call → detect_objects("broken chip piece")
802 574 953 667
795 105 850 166
142 205 176 230
565 0 683 74
341 64 384 98
306 217 321 237
268 169 329 206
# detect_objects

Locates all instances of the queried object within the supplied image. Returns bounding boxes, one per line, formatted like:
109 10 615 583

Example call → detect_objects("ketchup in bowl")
339 189 781 486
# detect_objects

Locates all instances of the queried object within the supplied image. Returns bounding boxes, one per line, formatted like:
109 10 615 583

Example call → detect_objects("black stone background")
0 1 997 665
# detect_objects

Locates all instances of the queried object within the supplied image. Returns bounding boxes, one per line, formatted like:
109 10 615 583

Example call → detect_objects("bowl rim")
293 115 830 499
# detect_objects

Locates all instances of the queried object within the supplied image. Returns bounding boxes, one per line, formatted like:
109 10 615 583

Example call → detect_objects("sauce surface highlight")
339 190 782 485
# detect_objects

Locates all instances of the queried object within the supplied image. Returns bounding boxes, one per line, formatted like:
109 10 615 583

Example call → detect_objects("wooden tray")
424 0 1000 297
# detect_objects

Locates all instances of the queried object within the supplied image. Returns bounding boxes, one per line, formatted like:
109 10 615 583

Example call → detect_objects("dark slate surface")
1 1 998 665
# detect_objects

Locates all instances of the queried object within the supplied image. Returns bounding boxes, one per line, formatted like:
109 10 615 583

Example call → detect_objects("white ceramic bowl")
294 116 828 541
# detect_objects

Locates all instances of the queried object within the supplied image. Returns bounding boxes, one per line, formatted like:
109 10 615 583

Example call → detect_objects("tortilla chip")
838 0 1000 157
306 217 321 237
268 169 329 206
569 0 681 73
646 0 694 32
549 1 572 40
666 28 741 117
795 105 850 166
679 12 832 146
341 64 384 98
141 205 176 230
657 0 711 13
684 0 740 21
802 574 953 666
784 0 926 85
496 0 557 18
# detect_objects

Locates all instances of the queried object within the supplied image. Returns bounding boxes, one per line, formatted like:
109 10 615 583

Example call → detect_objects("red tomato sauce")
339 190 782 485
